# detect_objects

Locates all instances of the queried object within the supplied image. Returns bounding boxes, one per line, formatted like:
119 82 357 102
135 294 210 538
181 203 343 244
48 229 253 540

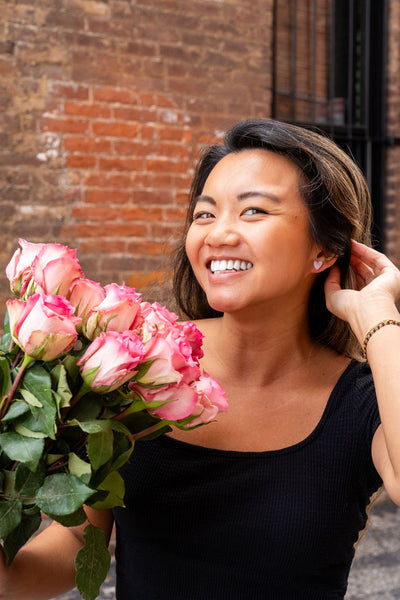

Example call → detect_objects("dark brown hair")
173 119 372 358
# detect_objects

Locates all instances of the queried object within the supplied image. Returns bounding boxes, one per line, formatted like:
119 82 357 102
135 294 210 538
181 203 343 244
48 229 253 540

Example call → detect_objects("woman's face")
185 149 320 317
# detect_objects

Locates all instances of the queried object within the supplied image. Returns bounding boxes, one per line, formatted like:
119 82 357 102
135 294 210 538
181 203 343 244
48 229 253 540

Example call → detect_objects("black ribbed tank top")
113 360 382 599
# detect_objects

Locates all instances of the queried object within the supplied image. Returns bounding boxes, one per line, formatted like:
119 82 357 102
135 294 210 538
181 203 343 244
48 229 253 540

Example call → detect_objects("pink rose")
68 278 105 331
84 283 141 340
7 293 81 361
6 239 83 298
138 302 179 343
136 382 199 421
134 328 200 388
177 320 204 360
181 373 229 428
78 330 145 392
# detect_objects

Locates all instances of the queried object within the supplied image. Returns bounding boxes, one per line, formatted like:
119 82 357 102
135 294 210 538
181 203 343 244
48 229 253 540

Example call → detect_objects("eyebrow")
194 190 281 205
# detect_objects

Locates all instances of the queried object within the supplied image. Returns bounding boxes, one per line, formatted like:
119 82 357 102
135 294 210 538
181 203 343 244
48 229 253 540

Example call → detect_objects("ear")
312 251 337 274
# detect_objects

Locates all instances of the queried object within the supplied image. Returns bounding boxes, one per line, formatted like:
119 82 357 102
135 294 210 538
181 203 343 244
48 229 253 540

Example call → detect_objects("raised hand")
324 240 400 343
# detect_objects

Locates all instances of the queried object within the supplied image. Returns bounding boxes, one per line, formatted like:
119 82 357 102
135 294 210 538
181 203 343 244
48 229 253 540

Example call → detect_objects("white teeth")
210 259 253 274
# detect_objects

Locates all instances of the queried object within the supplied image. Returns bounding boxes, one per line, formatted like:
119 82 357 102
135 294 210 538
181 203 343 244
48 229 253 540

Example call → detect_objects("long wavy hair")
173 118 372 359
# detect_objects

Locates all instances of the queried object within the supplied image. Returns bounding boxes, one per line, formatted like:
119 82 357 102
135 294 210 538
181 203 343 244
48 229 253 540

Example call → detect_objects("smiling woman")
184 149 319 317
2 119 400 600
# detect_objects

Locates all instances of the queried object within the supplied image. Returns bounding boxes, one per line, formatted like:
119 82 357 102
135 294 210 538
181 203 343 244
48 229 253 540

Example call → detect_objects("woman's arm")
325 240 400 505
0 507 114 600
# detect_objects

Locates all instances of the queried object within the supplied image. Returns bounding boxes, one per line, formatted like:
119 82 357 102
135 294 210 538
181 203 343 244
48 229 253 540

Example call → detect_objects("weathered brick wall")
385 0 400 264
0 0 273 319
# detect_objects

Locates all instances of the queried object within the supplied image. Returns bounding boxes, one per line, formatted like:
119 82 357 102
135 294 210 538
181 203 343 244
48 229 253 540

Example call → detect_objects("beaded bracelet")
362 319 400 359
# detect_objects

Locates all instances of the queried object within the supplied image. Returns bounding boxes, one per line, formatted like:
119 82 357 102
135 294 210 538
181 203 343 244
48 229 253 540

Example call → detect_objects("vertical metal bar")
347 0 354 136
292 0 298 121
311 0 317 122
364 0 371 136
329 0 336 133
271 0 278 118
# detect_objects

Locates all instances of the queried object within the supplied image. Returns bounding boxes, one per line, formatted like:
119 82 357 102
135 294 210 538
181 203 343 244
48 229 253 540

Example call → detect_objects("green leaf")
87 426 113 471
110 420 132 437
76 420 112 435
111 431 133 471
0 333 12 354
69 453 92 483
46 506 87 527
36 473 94 516
14 423 47 439
75 524 111 600
0 498 23 538
0 356 12 398
68 394 102 421
21 363 53 404
51 364 72 410
19 388 43 408
0 432 44 471
0 401 30 423
15 462 46 498
3 508 41 565
61 353 81 382
89 470 125 510
17 364 57 439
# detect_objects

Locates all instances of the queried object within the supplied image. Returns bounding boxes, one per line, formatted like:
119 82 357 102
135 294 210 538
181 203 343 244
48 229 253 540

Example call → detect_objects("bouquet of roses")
0 239 228 600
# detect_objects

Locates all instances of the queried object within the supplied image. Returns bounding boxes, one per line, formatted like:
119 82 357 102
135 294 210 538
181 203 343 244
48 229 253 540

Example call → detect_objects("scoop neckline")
162 359 359 458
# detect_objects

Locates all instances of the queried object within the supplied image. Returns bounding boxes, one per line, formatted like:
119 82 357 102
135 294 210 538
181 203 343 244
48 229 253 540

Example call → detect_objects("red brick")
158 126 186 141
99 157 144 171
43 117 89 134
80 239 126 254
64 102 111 118
118 206 164 221
92 121 140 138
50 84 90 100
84 189 131 204
64 137 112 154
145 158 187 173
92 87 139 104
126 240 174 255
72 206 122 221
66 155 97 168
113 140 158 156
61 223 144 238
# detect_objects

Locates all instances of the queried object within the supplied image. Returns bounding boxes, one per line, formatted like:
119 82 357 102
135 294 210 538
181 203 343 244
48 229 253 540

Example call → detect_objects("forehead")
202 149 302 198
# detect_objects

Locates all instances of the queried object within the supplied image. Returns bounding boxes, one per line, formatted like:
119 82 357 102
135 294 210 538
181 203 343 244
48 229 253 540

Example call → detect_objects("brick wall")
385 0 400 264
0 0 273 319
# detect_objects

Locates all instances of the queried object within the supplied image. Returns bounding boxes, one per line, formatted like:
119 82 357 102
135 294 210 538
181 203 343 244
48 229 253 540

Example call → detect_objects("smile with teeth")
210 259 253 274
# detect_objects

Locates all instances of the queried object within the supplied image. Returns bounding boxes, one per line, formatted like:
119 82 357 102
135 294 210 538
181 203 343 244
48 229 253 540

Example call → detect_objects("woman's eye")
193 211 214 220
242 207 267 216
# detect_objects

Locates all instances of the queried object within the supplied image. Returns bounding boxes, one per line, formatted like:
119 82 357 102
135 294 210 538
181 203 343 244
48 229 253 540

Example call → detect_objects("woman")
2 119 400 599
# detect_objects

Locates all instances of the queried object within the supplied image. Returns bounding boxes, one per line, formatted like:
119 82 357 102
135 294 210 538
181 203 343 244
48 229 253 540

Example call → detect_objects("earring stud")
313 260 323 271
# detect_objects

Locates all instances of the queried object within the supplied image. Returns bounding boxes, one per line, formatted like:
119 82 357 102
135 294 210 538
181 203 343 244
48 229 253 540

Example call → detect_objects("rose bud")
6 239 83 298
180 373 229 428
68 278 105 331
84 283 142 340
7 293 81 361
136 382 199 421
135 328 200 388
77 330 145 393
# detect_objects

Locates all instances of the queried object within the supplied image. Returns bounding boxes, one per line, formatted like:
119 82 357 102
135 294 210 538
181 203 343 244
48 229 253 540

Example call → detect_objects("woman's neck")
200 309 323 388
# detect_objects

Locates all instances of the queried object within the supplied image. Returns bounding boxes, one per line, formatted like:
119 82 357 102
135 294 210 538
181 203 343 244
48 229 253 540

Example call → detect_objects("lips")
209 259 253 274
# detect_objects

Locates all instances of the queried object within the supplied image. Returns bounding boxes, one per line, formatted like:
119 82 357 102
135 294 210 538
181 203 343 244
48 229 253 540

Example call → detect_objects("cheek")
185 227 199 267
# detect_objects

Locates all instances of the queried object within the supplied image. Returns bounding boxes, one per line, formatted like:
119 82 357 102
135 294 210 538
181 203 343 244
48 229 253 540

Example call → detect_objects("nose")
204 216 240 247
